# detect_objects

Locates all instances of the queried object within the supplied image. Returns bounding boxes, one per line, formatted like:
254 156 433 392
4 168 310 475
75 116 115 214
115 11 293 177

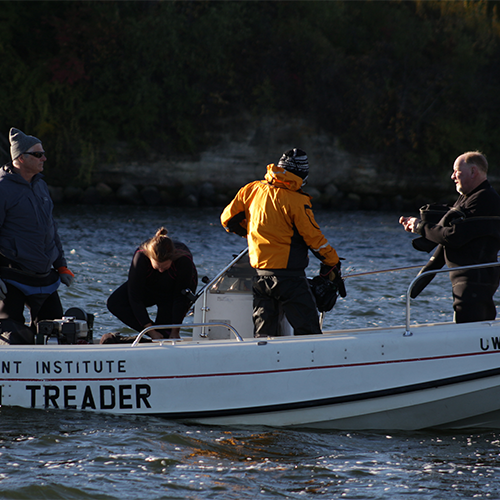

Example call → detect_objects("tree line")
1 1 499 186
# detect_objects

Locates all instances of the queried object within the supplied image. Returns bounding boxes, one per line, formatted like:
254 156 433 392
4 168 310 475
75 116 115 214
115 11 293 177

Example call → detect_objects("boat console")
192 249 292 340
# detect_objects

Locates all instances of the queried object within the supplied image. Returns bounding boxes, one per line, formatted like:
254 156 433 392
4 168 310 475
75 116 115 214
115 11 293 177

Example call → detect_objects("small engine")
36 307 94 345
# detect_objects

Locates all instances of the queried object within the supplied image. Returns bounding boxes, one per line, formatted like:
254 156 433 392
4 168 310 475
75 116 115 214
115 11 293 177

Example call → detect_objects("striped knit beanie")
278 148 309 180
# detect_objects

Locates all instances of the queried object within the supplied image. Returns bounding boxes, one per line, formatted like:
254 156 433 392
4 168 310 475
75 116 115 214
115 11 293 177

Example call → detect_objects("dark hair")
140 227 182 262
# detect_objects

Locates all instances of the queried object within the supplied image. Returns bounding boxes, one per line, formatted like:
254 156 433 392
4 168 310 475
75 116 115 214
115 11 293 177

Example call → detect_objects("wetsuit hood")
264 163 306 192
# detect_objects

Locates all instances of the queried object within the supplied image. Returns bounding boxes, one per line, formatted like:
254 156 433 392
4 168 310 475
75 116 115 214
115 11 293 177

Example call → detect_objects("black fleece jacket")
416 180 500 286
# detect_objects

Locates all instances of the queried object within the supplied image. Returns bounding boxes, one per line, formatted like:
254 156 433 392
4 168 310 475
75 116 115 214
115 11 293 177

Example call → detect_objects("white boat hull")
2 319 500 430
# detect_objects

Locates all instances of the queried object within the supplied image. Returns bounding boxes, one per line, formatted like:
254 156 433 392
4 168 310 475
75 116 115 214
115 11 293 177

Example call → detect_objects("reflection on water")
54 205 455 338
0 405 499 499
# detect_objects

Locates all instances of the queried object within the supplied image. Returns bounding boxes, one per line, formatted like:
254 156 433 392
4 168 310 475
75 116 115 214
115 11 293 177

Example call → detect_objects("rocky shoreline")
47 179 455 213
47 116 490 212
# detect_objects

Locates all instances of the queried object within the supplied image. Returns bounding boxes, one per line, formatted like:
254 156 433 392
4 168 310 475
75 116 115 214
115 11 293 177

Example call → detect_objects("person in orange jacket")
221 148 343 337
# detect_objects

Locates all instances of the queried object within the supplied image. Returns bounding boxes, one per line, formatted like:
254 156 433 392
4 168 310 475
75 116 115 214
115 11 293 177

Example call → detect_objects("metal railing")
131 322 244 346
131 257 500 344
404 261 500 336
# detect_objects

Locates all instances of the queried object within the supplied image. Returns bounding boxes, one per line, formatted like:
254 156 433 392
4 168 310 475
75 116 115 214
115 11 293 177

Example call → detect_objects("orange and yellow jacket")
221 164 339 273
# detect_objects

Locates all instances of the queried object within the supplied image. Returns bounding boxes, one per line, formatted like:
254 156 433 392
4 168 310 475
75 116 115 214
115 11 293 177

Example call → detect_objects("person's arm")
50 219 76 286
141 321 165 340
401 188 500 248
221 187 249 237
38 177 68 270
127 251 154 330
293 198 339 267
150 255 195 339
170 256 196 325
0 189 5 296
419 216 500 249
0 191 6 229
52 219 67 269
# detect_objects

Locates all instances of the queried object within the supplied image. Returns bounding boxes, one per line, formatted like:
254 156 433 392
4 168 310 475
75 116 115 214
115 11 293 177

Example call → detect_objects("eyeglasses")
23 151 46 159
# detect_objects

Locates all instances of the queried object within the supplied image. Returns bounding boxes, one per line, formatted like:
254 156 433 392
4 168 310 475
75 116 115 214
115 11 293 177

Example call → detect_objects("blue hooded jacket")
0 165 66 274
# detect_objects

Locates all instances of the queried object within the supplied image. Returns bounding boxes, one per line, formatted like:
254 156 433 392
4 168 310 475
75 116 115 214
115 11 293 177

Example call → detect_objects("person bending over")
107 227 197 340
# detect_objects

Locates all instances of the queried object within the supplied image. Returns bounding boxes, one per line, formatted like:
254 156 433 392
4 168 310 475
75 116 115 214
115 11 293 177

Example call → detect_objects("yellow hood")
264 164 307 194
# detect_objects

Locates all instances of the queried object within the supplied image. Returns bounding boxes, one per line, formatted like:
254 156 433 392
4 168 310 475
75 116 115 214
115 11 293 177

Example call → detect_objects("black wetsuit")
415 180 500 323
107 242 197 336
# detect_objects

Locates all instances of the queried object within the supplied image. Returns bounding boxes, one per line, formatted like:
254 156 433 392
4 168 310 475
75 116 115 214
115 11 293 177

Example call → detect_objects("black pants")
0 318 35 345
452 282 497 323
107 283 191 336
0 282 63 330
252 275 321 337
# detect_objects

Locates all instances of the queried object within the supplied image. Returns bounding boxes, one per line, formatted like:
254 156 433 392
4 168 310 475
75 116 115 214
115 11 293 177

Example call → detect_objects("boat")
1 248 500 431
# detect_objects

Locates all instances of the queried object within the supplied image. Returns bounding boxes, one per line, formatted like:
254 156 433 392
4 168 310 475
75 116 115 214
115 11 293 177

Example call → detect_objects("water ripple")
0 207 496 499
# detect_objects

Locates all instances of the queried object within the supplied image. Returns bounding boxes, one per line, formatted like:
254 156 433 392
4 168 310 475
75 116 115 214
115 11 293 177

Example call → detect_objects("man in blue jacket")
0 128 74 343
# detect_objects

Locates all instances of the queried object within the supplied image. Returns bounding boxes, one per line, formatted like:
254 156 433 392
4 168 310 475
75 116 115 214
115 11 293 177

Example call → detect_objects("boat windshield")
210 252 255 294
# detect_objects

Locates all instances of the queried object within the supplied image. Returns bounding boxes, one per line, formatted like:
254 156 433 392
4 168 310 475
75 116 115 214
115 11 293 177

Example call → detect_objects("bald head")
451 151 488 195
459 152 488 173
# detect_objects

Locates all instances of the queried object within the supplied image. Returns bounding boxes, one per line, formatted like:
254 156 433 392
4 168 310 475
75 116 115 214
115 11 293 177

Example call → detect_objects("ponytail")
140 227 182 262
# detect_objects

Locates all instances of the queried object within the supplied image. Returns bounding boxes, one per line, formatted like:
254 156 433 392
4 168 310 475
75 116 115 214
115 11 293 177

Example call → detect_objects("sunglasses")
23 151 46 159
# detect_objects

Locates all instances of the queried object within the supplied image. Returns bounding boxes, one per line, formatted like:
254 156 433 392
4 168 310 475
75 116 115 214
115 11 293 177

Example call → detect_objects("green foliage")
0 0 499 186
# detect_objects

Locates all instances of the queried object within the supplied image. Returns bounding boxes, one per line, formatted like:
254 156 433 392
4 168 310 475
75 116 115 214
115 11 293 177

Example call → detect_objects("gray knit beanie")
9 128 42 160
277 148 309 180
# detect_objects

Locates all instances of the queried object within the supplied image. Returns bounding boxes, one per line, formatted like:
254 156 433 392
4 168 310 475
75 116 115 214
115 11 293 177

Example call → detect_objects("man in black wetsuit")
400 151 500 323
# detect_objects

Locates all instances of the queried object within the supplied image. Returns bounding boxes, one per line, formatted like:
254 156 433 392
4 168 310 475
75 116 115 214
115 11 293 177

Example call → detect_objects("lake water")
1 205 498 499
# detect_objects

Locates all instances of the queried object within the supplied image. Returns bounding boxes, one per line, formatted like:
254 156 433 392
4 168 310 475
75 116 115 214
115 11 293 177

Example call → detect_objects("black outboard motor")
36 307 94 345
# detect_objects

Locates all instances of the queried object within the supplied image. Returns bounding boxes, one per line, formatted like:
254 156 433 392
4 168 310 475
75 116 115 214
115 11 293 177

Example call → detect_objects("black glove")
335 273 347 298
319 262 347 298
320 261 341 281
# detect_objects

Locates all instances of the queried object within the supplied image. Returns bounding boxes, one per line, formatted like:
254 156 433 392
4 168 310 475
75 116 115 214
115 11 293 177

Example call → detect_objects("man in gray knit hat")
0 128 74 344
